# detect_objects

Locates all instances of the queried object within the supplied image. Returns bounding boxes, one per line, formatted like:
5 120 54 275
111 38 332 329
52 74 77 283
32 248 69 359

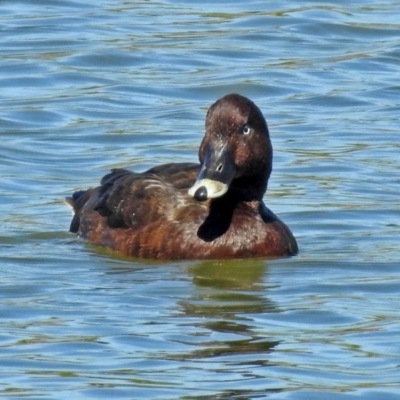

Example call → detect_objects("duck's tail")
65 190 92 233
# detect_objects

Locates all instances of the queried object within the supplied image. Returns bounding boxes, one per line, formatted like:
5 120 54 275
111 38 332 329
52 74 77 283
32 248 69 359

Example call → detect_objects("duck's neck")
227 176 267 202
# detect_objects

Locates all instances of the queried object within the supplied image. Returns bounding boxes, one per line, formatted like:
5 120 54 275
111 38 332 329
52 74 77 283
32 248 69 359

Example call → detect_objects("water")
1 0 399 398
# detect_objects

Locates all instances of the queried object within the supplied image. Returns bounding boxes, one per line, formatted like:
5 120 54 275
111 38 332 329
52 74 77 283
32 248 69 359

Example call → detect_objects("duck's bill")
188 178 228 201
188 142 236 201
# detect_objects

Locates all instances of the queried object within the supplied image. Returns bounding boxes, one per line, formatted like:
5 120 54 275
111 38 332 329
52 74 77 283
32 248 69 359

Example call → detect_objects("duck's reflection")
175 259 279 361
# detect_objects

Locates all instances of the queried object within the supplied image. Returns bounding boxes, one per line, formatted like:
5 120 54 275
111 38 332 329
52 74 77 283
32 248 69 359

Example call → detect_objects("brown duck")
66 94 298 260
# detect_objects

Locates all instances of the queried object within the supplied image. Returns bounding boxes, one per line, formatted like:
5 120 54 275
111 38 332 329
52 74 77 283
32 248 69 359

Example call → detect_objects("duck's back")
67 163 210 258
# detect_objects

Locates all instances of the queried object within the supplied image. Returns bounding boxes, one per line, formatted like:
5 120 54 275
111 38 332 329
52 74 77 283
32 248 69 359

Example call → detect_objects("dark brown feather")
66 94 298 259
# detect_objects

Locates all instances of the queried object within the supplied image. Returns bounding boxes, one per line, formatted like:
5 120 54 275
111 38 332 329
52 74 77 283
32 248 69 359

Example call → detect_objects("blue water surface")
1 0 399 398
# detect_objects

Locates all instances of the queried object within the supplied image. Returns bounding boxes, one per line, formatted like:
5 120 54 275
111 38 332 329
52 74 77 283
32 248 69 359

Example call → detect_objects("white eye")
242 125 251 135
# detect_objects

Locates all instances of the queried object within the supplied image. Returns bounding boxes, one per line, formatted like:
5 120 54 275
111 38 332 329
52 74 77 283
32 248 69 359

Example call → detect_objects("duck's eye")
242 125 251 135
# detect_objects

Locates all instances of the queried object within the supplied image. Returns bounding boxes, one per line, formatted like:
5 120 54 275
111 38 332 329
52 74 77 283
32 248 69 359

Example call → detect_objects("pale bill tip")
188 178 228 199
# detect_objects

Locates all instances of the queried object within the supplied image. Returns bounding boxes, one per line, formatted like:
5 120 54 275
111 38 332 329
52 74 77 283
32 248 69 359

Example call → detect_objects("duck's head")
189 93 273 202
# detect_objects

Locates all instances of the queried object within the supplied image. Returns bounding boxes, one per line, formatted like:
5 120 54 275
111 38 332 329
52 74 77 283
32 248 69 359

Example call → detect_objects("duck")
66 93 298 260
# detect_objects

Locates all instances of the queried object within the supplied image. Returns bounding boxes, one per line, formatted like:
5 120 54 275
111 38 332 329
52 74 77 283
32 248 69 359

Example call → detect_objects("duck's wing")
68 163 200 233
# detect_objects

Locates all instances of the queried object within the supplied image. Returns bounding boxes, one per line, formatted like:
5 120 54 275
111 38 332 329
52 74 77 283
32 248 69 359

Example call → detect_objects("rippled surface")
1 1 399 398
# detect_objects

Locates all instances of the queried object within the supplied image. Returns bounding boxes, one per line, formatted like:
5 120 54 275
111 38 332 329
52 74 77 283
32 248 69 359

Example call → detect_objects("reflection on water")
190 259 269 291
1 0 400 399
178 261 279 361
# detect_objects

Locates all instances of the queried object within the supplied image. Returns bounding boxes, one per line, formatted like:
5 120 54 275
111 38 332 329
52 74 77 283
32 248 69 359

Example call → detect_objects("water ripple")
0 0 399 399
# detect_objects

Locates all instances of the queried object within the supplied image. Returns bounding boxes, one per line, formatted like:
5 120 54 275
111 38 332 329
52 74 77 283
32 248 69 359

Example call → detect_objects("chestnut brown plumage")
66 94 298 259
